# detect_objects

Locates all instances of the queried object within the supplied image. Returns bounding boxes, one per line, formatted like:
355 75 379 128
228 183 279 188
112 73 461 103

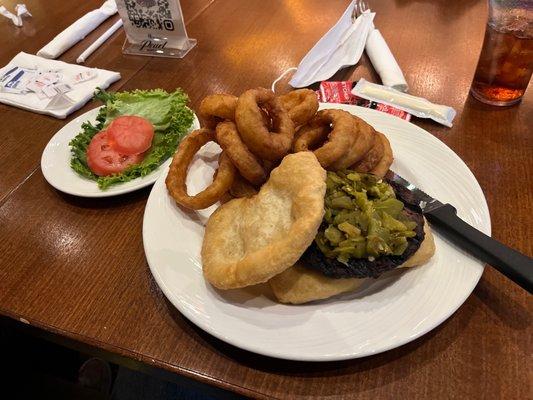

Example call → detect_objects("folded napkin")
37 0 117 59
365 25 408 92
0 52 120 119
289 2 375 88
275 2 408 93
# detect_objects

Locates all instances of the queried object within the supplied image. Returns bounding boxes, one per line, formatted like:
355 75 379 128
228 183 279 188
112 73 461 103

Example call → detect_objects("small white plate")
41 107 200 198
143 104 490 361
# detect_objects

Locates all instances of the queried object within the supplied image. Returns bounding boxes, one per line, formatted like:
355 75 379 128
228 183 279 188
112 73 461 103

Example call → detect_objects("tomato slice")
107 115 154 155
87 130 144 176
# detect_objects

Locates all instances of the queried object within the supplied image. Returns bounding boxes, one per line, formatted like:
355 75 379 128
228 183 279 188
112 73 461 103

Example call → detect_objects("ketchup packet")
316 80 411 121
318 81 354 103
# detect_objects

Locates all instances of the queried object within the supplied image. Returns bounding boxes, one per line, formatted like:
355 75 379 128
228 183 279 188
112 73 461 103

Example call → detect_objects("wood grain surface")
0 0 213 201
0 0 531 399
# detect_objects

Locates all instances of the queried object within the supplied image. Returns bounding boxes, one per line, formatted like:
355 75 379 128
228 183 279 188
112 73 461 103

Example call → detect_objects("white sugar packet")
37 0 117 59
0 52 120 119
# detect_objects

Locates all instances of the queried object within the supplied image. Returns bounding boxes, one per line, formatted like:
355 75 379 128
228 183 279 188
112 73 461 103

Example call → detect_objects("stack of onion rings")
166 87 394 211
167 88 298 210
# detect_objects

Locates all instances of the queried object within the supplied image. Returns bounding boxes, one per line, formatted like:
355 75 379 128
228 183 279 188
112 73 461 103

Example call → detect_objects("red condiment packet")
316 81 411 121
318 81 353 104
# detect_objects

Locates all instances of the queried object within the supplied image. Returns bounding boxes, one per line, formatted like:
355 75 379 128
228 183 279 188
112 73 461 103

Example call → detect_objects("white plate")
41 107 200 197
143 104 490 361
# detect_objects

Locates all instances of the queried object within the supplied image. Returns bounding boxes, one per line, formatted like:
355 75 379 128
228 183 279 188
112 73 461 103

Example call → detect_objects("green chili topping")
316 171 417 263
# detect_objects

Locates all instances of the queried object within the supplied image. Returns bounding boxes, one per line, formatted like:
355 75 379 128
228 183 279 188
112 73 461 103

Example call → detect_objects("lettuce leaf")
69 88 194 189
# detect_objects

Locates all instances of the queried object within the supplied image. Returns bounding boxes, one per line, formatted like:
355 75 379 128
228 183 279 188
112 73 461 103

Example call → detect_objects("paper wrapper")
316 81 411 121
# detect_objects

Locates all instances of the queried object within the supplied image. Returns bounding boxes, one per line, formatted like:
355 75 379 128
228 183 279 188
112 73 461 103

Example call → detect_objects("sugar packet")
0 66 36 93
1 65 74 100
72 69 98 85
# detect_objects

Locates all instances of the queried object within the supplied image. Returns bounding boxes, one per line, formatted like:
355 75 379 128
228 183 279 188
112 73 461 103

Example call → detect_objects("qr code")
124 0 175 31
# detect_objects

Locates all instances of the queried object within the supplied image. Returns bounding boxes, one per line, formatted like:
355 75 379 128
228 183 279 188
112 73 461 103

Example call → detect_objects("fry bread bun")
202 152 326 289
270 221 436 304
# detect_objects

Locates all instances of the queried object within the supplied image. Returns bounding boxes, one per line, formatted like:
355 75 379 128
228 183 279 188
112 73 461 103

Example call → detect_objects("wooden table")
0 0 531 398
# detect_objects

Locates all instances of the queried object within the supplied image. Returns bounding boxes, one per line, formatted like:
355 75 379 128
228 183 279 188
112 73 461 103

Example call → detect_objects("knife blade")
386 170 533 293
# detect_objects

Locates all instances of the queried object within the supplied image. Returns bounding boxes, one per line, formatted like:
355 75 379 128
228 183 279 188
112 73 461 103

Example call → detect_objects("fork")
352 0 369 22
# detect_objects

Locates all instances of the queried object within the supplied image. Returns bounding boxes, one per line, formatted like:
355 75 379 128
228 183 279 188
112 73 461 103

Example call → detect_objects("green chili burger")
269 170 435 304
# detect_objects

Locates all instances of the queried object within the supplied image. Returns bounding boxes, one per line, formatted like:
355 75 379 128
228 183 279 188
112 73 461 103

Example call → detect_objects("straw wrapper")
352 79 456 127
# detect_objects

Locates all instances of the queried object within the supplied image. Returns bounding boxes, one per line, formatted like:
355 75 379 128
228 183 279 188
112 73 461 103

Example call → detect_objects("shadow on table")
54 185 152 210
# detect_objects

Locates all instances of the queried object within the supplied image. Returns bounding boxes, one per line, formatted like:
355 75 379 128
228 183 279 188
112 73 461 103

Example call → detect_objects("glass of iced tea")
470 0 533 106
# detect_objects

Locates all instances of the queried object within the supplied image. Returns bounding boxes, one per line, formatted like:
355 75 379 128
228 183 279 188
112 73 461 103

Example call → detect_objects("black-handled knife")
387 171 533 294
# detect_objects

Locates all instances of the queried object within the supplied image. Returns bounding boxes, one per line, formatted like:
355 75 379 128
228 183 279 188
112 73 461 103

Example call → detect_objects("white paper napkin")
365 27 408 92
289 3 375 88
37 0 117 59
0 52 120 119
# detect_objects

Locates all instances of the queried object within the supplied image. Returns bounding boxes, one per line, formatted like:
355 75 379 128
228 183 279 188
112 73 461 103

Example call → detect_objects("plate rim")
40 107 199 198
143 103 490 361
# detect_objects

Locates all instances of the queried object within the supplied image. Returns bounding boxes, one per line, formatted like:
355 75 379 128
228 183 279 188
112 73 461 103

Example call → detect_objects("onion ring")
235 88 295 161
229 172 259 198
329 116 376 170
219 192 234 204
261 159 279 176
293 119 331 152
279 89 319 126
351 130 384 173
368 132 393 178
165 128 236 210
215 121 267 186
199 94 238 128
292 109 356 168
215 168 235 204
